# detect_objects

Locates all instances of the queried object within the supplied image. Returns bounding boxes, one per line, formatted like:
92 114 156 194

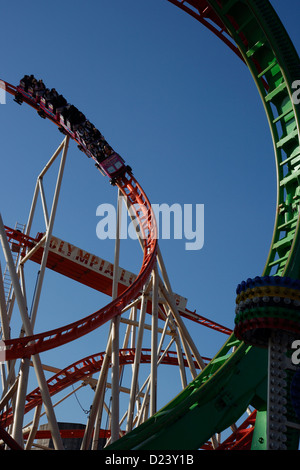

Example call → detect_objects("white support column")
150 262 158 417
91 400 105 450
130 306 138 351
124 198 204 376
30 136 69 327
135 379 151 427
38 178 49 227
121 305 137 353
81 333 112 450
25 138 67 237
83 191 123 450
157 303 188 388
126 290 148 432
110 189 122 443
25 403 42 450
157 246 206 373
0 262 10 341
174 334 188 389
11 357 30 446
0 214 64 450
11 263 31 446
1 136 69 449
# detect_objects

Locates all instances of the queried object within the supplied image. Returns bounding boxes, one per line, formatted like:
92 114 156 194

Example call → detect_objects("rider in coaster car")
103 144 113 157
28 77 39 96
20 74 35 91
43 88 63 112
46 88 59 106
61 104 86 129
33 79 46 97
53 94 68 113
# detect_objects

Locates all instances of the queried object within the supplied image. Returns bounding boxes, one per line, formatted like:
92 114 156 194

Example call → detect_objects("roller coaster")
0 0 300 451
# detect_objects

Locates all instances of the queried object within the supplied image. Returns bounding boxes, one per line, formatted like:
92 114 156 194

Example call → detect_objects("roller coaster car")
14 78 132 183
13 92 23 105
39 97 57 120
15 85 39 105
98 152 131 183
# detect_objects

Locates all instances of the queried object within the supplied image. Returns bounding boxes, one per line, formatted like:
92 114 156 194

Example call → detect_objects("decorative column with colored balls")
234 276 300 450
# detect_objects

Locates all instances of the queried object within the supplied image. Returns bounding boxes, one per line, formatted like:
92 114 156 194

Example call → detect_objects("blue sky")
1 1 300 430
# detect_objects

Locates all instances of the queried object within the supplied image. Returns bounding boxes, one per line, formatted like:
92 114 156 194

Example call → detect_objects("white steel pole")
38 178 49 227
25 138 66 237
29 136 69 328
150 262 158 417
0 261 10 341
11 266 31 446
11 357 30 446
110 189 122 443
25 180 39 238
126 290 148 432
174 334 188 389
91 401 104 450
81 335 112 450
0 213 64 450
0 259 11 392
157 246 205 372
25 403 42 450
4 136 69 448
83 191 125 450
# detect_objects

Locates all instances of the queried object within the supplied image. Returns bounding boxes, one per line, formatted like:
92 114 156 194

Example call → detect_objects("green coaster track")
106 0 300 450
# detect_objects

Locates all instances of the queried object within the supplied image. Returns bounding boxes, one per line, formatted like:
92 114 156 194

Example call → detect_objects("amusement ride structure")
0 0 300 451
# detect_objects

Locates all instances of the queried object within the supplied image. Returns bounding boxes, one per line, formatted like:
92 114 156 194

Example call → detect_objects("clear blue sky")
1 1 299 429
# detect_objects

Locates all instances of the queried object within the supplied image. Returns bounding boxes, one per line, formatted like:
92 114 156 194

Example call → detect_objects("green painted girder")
213 0 300 279
106 0 300 450
108 338 268 450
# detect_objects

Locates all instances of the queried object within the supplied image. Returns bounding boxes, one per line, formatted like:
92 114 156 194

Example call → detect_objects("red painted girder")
215 410 257 450
167 0 243 60
1 81 157 360
199 410 256 450
168 1 269 91
1 348 210 428
22 427 111 442
182 308 232 335
4 226 232 336
3 173 157 360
